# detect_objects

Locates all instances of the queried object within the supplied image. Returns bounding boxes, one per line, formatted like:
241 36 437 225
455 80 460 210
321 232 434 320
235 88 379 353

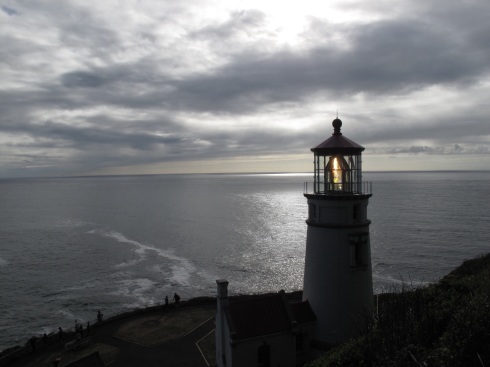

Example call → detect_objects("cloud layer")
1 0 489 177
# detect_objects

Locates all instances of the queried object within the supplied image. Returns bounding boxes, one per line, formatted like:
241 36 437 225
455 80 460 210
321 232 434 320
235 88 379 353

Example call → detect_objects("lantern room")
311 118 367 195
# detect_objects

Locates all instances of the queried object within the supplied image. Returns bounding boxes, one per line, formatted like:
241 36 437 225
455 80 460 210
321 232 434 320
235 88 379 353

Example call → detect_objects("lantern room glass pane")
313 153 363 194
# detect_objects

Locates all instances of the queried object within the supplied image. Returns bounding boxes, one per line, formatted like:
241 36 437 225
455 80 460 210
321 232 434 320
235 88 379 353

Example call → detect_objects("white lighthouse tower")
302 117 373 346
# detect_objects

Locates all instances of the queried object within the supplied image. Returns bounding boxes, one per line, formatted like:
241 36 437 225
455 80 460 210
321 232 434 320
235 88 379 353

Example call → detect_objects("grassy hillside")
305 253 490 367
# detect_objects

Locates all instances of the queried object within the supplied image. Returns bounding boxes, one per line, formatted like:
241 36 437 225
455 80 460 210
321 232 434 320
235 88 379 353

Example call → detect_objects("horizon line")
1 169 490 181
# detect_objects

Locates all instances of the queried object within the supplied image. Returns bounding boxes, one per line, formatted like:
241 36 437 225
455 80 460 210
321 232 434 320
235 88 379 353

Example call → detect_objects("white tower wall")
303 196 373 345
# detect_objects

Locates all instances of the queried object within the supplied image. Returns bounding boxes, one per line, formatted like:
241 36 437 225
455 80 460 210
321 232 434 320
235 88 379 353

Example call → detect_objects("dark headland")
1 253 489 367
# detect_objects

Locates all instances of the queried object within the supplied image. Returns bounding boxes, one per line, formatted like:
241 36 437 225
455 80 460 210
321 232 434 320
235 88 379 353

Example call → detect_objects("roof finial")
332 116 342 135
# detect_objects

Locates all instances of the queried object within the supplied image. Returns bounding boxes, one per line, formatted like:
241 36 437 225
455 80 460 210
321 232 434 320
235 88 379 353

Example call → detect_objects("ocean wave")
88 228 195 286
109 278 157 306
56 309 87 324
55 218 88 228
42 291 65 298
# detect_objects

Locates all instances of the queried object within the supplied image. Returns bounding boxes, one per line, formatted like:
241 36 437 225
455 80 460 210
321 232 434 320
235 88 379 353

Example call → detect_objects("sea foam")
88 228 195 286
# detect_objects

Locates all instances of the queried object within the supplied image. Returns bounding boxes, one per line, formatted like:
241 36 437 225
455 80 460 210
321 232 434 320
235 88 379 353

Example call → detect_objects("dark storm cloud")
191 9 268 40
11 1 489 115
354 112 490 145
1 111 186 151
61 72 106 88
1 5 18 16
32 121 183 150
194 127 314 157
388 144 489 155
165 16 490 114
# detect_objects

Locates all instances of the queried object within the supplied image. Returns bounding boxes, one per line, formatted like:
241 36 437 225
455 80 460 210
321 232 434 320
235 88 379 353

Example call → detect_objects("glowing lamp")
310 118 366 194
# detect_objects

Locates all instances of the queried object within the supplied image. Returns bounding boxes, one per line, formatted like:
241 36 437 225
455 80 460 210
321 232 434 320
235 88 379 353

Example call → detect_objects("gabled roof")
225 293 290 339
224 291 315 340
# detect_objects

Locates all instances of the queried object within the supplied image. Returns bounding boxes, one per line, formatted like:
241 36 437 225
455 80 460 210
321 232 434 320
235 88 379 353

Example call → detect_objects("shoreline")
0 292 305 367
0 296 215 360
1 288 304 357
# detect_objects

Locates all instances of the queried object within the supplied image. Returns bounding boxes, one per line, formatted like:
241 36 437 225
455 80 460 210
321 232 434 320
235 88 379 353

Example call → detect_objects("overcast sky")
1 0 489 178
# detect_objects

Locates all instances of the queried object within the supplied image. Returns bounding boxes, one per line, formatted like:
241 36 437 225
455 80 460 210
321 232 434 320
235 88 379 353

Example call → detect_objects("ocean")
1 171 489 351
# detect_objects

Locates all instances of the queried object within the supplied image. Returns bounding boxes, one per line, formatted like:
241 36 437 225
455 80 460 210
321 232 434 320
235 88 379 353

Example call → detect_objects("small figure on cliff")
52 357 61 367
86 321 91 335
78 323 83 337
97 310 103 324
58 327 63 341
29 336 37 352
165 295 169 308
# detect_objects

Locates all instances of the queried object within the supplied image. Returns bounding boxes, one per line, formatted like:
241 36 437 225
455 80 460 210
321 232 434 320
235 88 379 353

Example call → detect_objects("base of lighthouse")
302 194 373 346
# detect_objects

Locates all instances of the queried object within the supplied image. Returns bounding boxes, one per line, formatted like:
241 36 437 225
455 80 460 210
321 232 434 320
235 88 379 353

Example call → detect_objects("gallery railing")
304 181 372 195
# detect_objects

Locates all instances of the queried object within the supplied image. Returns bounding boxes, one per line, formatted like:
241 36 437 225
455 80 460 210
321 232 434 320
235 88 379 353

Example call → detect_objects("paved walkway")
7 302 216 367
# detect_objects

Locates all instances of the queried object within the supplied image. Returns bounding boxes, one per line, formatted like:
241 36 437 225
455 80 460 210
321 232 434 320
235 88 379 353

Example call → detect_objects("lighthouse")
302 117 373 346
